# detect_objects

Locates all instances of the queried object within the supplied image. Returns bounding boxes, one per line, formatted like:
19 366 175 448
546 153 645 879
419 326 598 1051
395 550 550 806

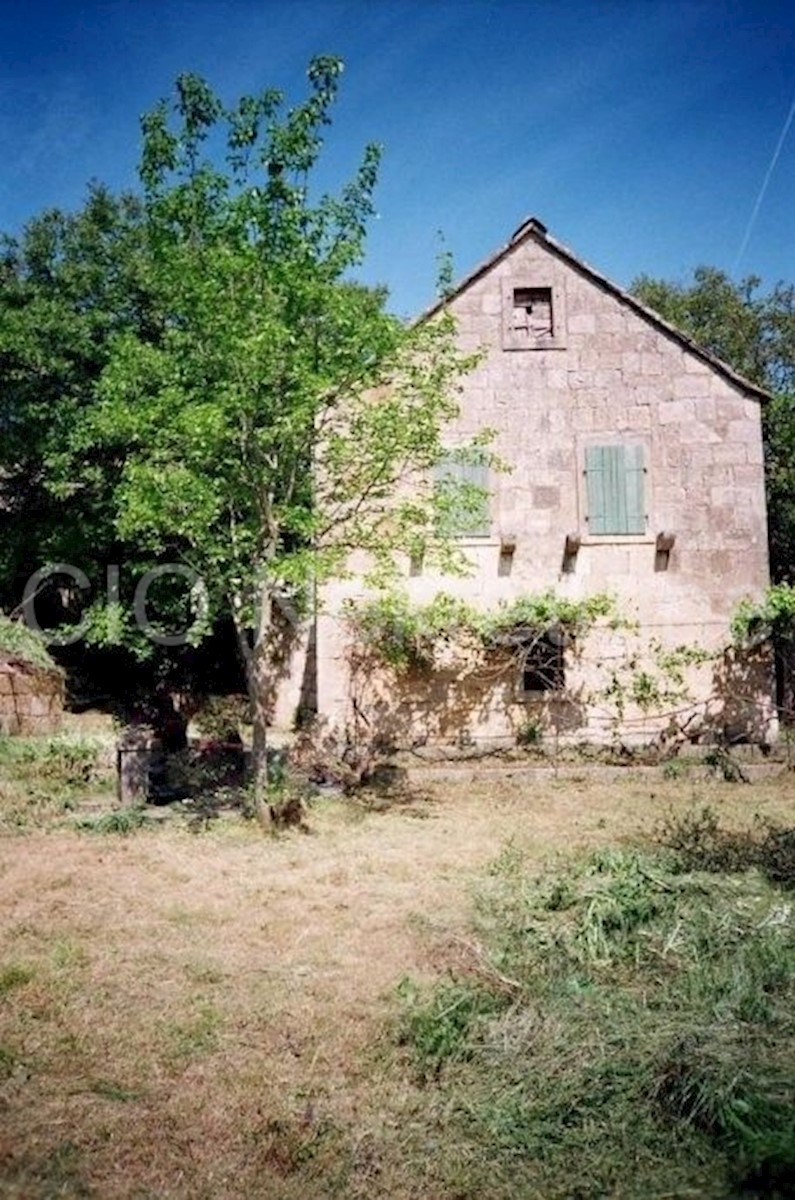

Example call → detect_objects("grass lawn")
1 741 793 1198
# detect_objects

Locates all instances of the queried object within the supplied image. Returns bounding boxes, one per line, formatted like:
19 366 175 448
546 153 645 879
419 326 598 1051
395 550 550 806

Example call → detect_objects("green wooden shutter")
585 444 645 535
433 454 490 538
623 443 646 534
459 459 490 537
585 445 610 534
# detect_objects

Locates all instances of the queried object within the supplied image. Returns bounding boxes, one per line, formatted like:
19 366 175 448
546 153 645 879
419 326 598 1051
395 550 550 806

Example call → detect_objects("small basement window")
520 631 565 693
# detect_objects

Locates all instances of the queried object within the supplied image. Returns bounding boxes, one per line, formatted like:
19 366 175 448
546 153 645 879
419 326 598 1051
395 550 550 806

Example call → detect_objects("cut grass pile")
395 813 795 1198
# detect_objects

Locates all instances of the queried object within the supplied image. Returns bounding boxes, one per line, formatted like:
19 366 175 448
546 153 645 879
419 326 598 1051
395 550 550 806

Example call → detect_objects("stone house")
276 218 775 749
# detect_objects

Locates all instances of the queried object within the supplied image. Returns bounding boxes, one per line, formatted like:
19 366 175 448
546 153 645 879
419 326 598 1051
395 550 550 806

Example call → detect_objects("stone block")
658 399 695 425
673 373 711 398
641 352 664 375
568 313 596 334
727 419 760 444
533 485 560 509
712 442 747 465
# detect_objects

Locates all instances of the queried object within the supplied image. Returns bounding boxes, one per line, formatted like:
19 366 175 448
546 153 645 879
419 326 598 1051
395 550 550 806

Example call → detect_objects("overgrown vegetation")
345 588 616 672
0 613 59 672
658 803 795 887
0 734 112 830
395 816 795 1197
601 637 716 719
733 581 795 645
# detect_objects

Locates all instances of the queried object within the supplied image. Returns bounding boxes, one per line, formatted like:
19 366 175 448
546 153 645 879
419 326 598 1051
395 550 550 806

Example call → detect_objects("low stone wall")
0 657 64 735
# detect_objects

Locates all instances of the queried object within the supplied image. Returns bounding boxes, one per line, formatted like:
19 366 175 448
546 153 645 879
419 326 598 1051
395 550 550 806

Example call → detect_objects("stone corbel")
562 531 581 574
498 533 517 577
655 530 676 570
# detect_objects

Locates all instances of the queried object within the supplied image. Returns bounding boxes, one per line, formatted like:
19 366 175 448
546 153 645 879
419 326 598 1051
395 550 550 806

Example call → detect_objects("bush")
192 694 251 741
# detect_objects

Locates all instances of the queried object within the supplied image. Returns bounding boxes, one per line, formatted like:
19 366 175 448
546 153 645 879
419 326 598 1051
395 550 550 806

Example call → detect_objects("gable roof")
422 217 771 404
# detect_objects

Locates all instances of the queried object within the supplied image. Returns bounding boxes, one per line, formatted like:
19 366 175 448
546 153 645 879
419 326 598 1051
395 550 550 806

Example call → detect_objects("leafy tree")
0 186 150 604
50 59 478 816
632 267 795 578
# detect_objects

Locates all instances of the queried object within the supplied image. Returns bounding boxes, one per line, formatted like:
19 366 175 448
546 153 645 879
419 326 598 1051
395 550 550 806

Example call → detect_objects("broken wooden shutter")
585 444 645 535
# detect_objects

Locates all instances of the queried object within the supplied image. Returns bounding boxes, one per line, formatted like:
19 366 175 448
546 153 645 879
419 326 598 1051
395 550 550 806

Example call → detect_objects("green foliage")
515 718 542 747
0 735 113 832
0 735 101 788
480 590 615 641
346 588 616 672
394 833 795 1195
75 807 152 835
0 613 59 672
600 637 715 720
661 755 691 780
396 977 503 1080
61 59 477 617
732 581 795 644
192 693 251 740
11 59 482 804
345 591 478 670
657 805 795 887
632 267 793 393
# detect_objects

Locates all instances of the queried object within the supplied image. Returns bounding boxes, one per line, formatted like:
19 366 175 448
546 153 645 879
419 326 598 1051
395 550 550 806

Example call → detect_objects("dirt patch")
1 773 793 1197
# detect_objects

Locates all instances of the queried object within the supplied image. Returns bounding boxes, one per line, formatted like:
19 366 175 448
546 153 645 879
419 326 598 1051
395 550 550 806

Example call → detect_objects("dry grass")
1 769 793 1197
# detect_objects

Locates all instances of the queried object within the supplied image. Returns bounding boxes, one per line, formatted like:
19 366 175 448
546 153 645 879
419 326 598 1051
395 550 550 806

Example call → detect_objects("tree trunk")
247 585 274 830
249 683 271 829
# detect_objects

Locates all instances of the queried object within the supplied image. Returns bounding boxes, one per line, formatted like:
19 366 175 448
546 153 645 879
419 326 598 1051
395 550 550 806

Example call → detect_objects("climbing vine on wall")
343 589 617 673
599 639 716 722
344 588 737 742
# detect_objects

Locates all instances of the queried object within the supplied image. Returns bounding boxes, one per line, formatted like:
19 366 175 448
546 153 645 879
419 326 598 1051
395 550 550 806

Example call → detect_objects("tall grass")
395 818 795 1197
0 735 112 830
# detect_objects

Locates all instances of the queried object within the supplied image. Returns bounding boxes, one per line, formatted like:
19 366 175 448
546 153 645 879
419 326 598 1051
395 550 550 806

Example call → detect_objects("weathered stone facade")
0 657 64 735
283 219 775 748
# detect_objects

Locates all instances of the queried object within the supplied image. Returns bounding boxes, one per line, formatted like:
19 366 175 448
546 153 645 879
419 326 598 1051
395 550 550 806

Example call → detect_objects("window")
503 282 565 350
433 452 490 539
520 631 565 693
584 444 646 536
512 287 553 341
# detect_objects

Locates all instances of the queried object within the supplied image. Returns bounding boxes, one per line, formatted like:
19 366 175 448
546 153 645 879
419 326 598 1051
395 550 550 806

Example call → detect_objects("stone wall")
309 223 775 747
0 658 64 735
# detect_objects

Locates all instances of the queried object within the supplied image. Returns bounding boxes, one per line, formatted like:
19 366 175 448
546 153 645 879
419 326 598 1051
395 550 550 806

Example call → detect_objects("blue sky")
1 0 793 316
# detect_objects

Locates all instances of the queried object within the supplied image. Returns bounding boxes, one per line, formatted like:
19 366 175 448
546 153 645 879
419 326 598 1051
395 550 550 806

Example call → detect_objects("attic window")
520 631 565 693
503 282 565 350
512 287 553 340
